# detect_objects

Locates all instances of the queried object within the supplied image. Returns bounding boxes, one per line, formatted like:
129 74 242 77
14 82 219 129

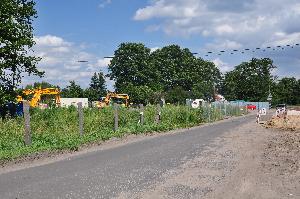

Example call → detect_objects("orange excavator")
98 92 129 108
17 88 61 108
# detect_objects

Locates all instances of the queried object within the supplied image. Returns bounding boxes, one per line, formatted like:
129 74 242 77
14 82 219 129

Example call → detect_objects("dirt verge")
114 117 299 198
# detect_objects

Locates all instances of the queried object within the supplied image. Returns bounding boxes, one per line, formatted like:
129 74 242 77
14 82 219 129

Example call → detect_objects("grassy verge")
0 105 245 161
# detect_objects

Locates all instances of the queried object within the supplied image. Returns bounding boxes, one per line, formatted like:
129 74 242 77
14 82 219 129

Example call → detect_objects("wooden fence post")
23 101 31 145
155 104 161 124
114 103 119 131
208 104 211 123
139 104 144 125
77 102 84 136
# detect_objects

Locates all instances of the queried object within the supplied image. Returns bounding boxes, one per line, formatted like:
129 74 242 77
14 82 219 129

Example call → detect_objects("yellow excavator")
98 92 129 108
17 88 61 108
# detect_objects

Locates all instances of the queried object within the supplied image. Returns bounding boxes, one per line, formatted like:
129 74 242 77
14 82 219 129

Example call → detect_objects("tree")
108 43 153 92
151 45 221 100
0 0 43 103
273 77 299 105
121 83 154 104
61 81 84 98
223 58 276 101
165 86 189 104
25 81 58 89
150 45 195 91
108 43 222 104
189 58 222 100
84 72 107 101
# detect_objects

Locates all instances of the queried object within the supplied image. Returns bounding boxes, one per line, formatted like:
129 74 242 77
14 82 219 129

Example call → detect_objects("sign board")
259 108 267 116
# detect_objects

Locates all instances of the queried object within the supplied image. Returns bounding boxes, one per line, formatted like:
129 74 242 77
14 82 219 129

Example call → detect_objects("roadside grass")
0 105 245 161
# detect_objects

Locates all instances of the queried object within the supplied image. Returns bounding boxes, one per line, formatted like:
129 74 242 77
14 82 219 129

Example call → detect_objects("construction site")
1 0 300 198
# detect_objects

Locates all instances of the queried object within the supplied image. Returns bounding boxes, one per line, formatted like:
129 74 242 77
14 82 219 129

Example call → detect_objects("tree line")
108 43 221 104
108 43 300 105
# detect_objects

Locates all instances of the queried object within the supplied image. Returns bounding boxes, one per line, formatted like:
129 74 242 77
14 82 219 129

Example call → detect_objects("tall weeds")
0 105 244 160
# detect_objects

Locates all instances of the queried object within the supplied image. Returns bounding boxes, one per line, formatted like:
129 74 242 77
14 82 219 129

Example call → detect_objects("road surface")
1 115 254 199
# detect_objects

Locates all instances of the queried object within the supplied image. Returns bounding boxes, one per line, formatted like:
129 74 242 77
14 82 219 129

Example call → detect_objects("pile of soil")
265 115 300 131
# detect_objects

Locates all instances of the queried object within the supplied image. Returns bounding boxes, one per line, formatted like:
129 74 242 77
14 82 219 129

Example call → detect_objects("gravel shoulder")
115 116 300 199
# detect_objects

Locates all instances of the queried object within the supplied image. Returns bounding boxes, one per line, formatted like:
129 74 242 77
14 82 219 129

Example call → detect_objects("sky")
25 0 300 90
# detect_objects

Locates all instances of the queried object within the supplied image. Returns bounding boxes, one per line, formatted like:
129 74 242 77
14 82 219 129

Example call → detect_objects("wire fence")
0 103 247 160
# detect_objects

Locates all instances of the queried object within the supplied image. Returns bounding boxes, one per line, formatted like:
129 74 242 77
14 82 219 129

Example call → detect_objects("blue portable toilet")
16 102 24 116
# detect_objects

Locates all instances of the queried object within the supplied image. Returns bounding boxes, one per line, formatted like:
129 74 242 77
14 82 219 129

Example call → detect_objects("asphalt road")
0 115 253 199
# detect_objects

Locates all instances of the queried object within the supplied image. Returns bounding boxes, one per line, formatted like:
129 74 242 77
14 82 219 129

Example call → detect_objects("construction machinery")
98 92 129 108
17 88 61 108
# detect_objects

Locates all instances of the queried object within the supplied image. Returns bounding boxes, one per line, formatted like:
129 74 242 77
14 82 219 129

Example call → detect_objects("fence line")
15 103 246 145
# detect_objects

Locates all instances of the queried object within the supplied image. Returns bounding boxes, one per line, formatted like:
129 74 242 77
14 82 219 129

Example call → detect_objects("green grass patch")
0 105 245 161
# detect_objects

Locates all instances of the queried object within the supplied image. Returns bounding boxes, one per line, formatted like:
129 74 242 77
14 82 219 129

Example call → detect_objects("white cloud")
206 40 243 51
215 24 235 35
150 47 160 52
134 0 300 77
24 35 111 89
264 32 300 46
51 46 71 53
99 0 112 8
96 58 112 68
213 58 233 73
133 0 299 45
34 35 71 47
134 0 202 21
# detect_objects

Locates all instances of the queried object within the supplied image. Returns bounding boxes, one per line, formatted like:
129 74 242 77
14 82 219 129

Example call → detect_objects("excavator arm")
17 88 61 107
99 92 129 108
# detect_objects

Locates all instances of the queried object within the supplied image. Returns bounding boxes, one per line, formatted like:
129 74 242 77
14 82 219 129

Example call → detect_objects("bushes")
0 105 244 161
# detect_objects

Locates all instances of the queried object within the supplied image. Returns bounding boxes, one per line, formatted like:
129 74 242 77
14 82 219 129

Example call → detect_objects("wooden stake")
155 104 161 124
139 104 144 125
114 103 118 131
23 101 31 145
78 102 84 136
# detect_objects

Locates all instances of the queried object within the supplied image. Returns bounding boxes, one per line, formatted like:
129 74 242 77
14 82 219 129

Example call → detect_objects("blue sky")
25 0 300 90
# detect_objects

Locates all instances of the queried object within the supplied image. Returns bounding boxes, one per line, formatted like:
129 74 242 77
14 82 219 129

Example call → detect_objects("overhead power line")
201 42 300 57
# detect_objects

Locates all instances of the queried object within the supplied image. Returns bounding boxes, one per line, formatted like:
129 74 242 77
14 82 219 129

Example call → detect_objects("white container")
60 98 89 108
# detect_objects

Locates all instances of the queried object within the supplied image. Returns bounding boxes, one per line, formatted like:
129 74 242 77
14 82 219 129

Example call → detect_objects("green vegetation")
0 105 245 161
271 77 300 105
0 0 43 103
222 58 276 102
108 43 221 104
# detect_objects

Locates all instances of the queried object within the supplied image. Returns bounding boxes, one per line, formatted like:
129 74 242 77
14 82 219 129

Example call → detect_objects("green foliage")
272 77 300 105
0 86 14 105
151 45 194 90
25 81 58 89
84 71 107 101
0 0 43 104
108 43 221 104
121 84 154 104
108 43 153 91
223 58 276 101
0 105 243 161
61 81 84 98
165 86 189 105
